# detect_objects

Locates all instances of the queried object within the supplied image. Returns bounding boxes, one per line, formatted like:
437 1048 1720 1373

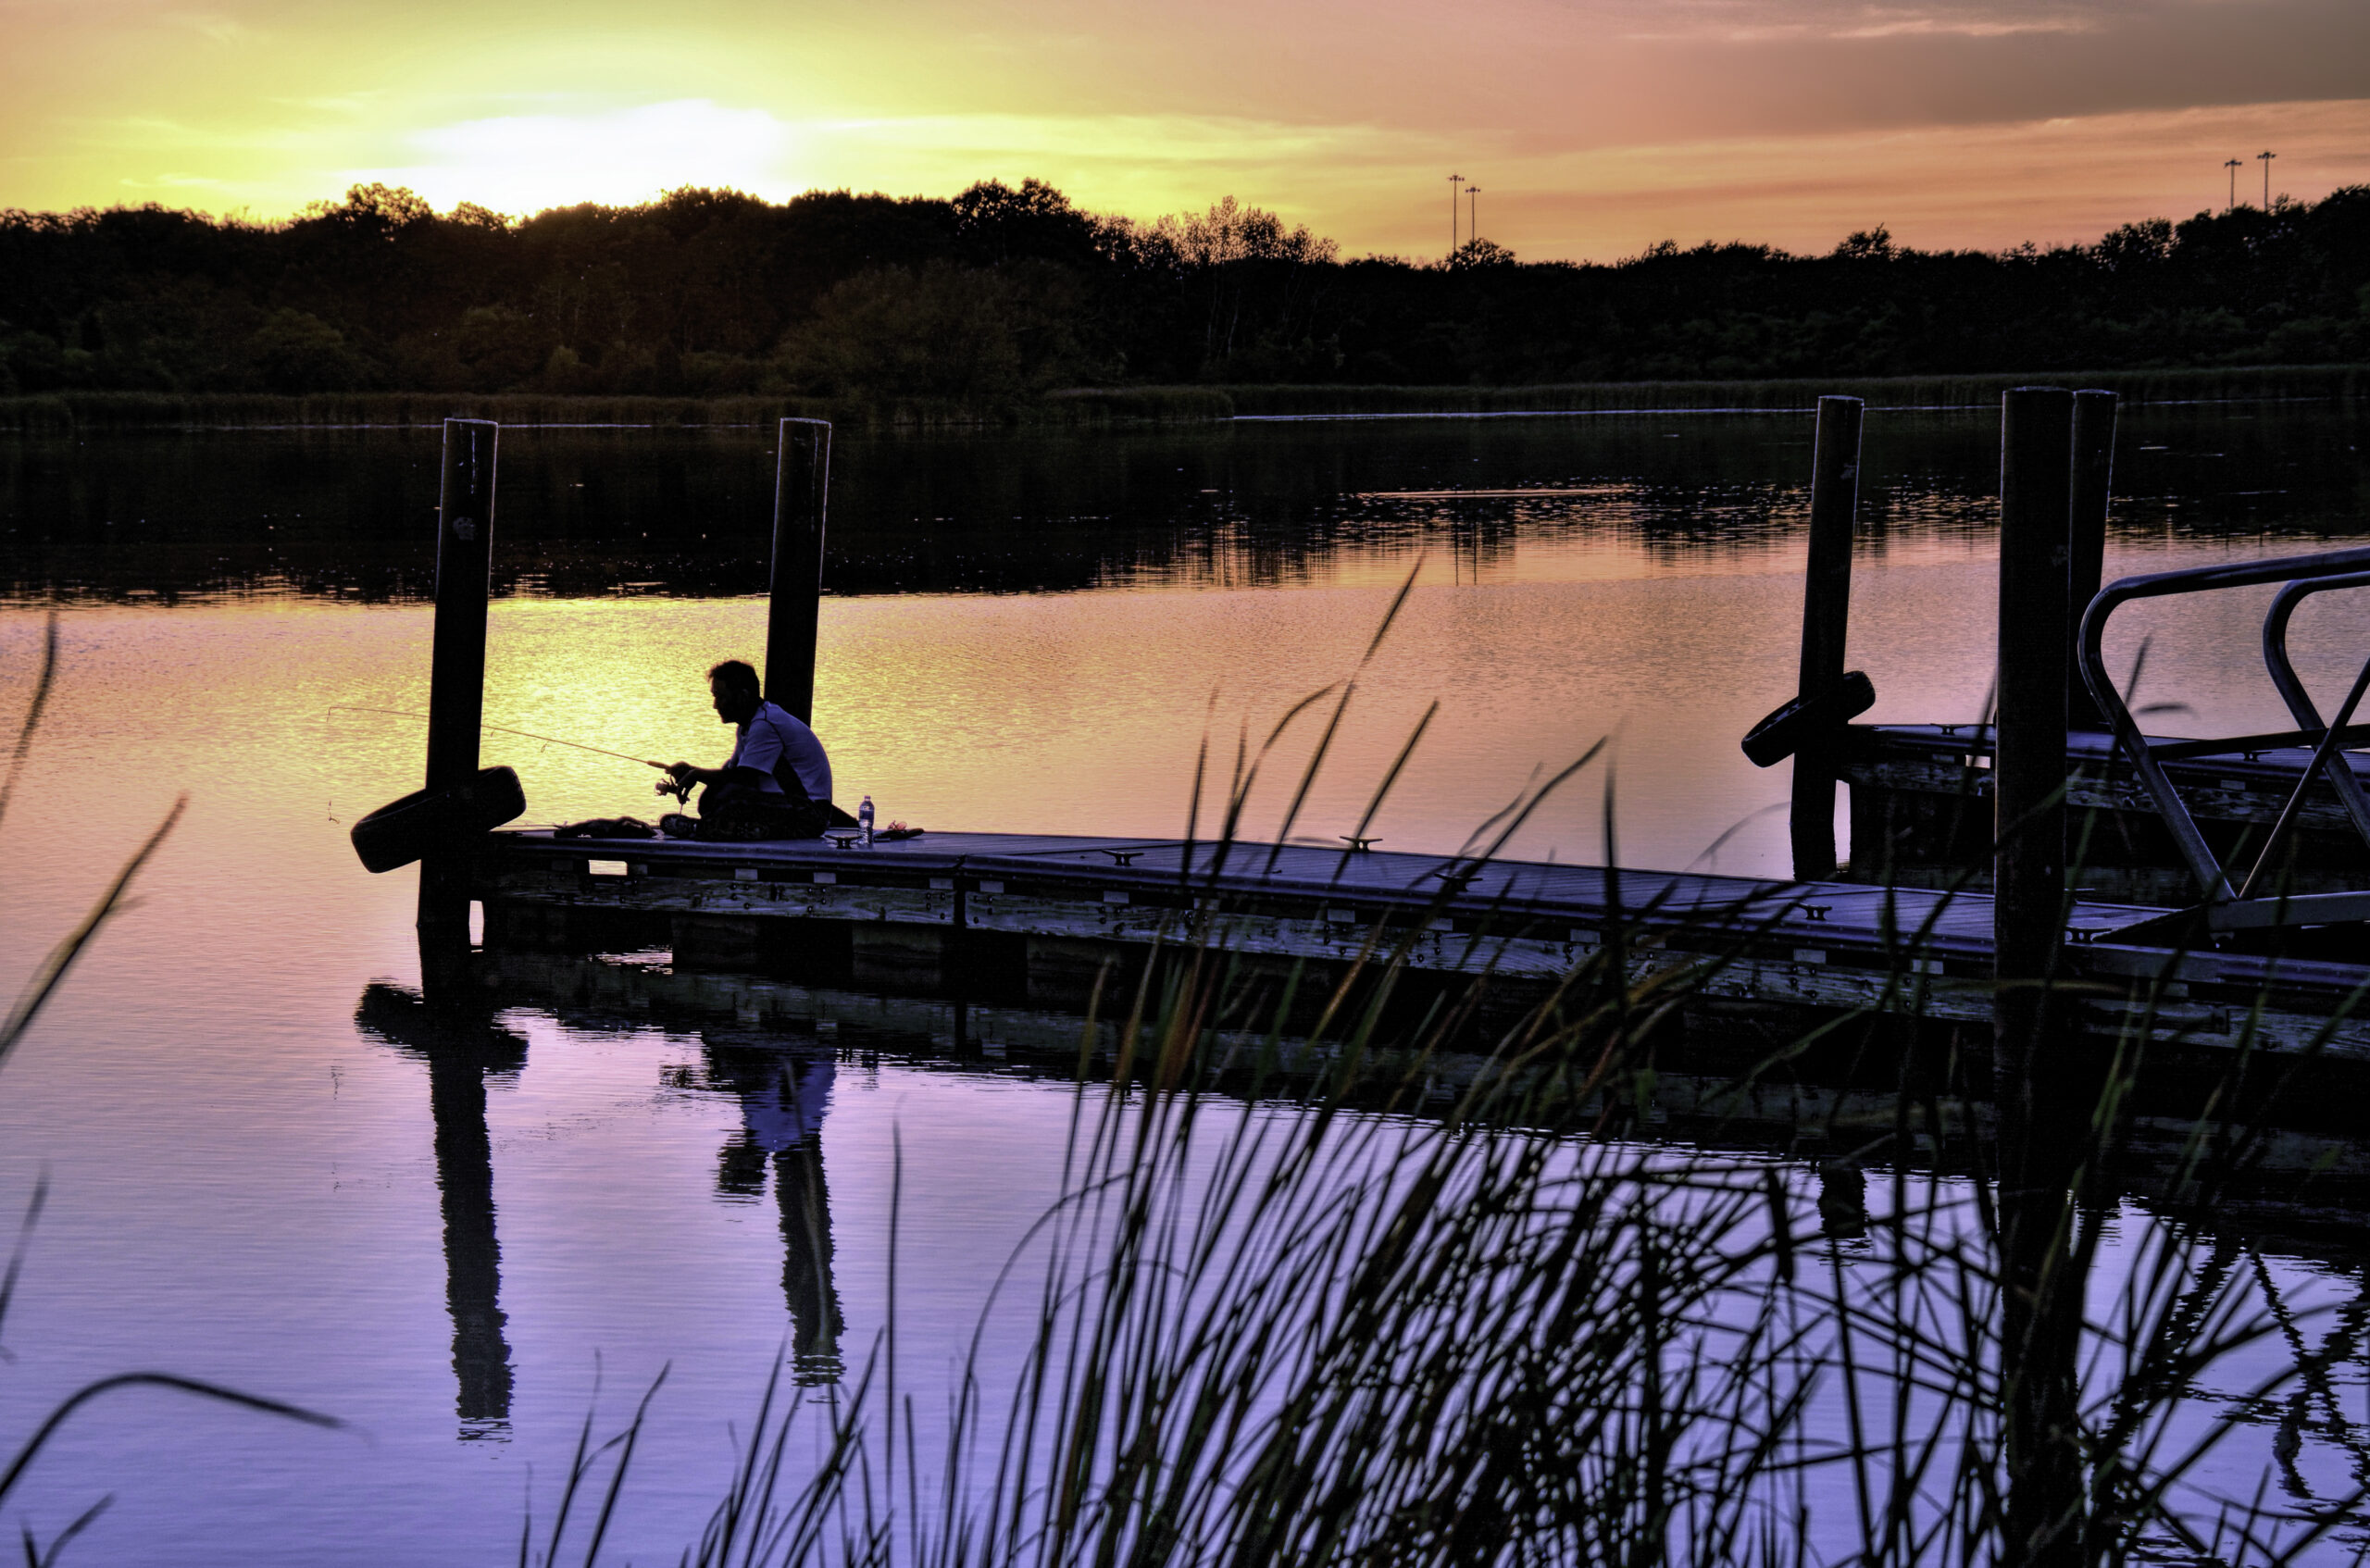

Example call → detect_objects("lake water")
2 403 2368 1562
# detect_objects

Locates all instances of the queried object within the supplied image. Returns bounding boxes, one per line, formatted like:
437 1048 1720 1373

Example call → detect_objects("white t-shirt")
728 702 833 803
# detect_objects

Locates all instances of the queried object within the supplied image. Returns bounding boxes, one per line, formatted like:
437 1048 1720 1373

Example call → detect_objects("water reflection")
355 977 851 1421
700 1034 843 1382
5 404 2364 604
353 983 525 1437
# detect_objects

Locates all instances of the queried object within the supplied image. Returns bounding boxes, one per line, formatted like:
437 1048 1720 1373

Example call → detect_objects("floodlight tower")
1466 186 1483 244
2225 158 2242 212
2257 150 2276 208
1448 173 1465 256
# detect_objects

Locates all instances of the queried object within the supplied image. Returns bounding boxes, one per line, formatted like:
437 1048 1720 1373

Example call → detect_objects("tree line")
1 177 2364 402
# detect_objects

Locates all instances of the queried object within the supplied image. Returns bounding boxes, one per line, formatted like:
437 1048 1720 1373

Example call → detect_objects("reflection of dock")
485 948 2370 1251
470 828 2370 1064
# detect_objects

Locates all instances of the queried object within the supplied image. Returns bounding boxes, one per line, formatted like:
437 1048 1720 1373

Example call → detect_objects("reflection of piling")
1993 387 2084 1566
1815 1158 1867 1238
428 1045 515 1428
355 983 523 1434
2067 391 2119 730
765 419 831 725
419 418 500 994
776 1143 842 1377
1790 396 1865 880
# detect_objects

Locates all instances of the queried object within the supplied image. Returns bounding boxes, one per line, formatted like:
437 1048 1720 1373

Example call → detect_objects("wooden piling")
765 418 832 725
1993 386 2085 1567
2067 390 2118 729
1789 395 1865 880
418 417 499 986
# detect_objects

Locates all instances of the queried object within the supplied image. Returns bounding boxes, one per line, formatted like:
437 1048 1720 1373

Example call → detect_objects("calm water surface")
2 405 2367 1562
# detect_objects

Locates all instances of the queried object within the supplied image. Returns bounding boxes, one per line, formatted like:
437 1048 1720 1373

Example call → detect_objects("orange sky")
2 0 2364 260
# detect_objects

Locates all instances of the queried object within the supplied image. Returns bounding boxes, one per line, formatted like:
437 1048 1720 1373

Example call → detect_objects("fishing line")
329 705 667 769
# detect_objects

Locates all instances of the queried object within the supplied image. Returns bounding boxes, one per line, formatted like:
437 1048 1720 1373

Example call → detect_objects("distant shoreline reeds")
0 363 2359 435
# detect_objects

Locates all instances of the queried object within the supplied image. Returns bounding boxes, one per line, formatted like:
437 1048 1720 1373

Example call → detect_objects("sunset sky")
3 0 2364 261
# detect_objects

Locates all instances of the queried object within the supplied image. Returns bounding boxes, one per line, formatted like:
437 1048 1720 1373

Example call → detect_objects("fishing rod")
330 705 693 799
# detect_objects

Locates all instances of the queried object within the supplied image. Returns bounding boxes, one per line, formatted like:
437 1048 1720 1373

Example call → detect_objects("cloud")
1482 97 2370 259
1606 0 2158 42
1621 9 2102 43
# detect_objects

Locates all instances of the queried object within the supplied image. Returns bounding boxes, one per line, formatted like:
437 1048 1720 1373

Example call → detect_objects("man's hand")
656 761 702 801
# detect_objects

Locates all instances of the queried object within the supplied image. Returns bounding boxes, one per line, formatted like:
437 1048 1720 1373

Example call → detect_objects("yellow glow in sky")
2 0 2364 258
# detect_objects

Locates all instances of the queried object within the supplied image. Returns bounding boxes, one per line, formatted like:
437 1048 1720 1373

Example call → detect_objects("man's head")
707 659 763 725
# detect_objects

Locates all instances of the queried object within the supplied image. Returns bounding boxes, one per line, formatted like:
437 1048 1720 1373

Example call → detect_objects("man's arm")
657 761 769 796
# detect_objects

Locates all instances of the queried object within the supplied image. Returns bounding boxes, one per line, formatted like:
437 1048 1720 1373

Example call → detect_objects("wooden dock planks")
472 827 2370 1062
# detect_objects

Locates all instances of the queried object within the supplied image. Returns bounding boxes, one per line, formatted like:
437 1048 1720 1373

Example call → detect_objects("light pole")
2257 150 2276 209
1466 186 1483 246
2225 157 2242 212
1447 173 1464 257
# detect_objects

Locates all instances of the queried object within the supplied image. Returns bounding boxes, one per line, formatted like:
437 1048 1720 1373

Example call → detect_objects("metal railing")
2077 544 2370 925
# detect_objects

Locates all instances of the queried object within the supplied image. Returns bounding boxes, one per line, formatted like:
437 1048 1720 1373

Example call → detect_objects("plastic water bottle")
858 795 875 848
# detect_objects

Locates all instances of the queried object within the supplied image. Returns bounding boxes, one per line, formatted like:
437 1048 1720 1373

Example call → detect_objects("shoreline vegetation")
4 178 2365 429
1 361 2363 433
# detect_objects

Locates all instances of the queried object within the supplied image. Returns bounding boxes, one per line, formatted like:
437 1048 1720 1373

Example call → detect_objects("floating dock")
471 827 2370 1064
372 407 2370 1094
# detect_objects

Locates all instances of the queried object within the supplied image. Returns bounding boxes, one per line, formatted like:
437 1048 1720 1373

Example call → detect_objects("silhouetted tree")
0 180 2364 400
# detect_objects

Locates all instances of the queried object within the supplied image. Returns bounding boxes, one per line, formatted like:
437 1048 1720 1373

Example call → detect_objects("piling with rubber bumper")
419 418 499 991
1789 395 1865 880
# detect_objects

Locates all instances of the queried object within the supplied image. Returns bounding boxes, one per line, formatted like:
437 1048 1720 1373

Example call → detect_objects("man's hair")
707 659 763 701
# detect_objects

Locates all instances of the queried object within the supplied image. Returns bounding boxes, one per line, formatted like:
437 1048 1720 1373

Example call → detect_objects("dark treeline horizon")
2 178 2365 402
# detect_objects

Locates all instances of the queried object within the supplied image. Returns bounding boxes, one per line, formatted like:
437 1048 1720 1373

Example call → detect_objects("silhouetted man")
659 660 841 840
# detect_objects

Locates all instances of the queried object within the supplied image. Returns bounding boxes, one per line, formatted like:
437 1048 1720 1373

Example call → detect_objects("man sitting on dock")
659 660 842 840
